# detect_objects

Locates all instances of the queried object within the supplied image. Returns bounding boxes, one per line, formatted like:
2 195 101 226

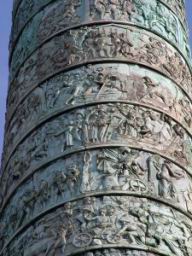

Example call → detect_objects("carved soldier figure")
156 159 184 199
108 0 120 20
53 171 67 200
18 188 38 226
97 150 120 189
38 180 50 209
119 32 134 57
94 0 106 19
88 108 100 142
56 120 75 150
80 152 92 193
67 165 80 193
123 0 135 21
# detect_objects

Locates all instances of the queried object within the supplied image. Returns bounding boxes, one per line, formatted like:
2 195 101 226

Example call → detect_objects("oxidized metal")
0 1 192 256
10 0 190 80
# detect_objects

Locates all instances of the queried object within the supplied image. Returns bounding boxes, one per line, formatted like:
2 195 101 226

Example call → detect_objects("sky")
0 1 192 163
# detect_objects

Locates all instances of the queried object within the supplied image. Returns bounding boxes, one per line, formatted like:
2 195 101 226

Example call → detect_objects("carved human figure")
156 159 184 199
123 0 135 20
117 212 144 244
97 150 120 189
118 108 137 137
67 165 80 194
65 74 82 105
56 120 75 150
179 98 192 128
80 152 92 193
44 225 67 256
29 128 48 161
140 76 171 107
75 112 84 141
98 108 112 142
108 0 120 20
88 109 100 142
38 180 50 209
94 0 106 19
53 171 67 200
18 188 38 226
119 32 134 57
45 84 59 109
95 29 112 58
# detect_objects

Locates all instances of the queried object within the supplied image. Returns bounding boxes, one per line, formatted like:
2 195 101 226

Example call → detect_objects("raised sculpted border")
1 196 192 256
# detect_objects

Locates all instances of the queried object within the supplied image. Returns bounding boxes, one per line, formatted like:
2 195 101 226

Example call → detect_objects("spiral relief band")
1 1 192 256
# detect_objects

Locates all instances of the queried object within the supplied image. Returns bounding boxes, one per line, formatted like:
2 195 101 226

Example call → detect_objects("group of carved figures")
2 1 191 256
4 65 192 156
11 0 186 44
7 61 191 123
7 25 192 113
2 103 191 189
92 0 183 47
10 0 189 77
2 197 192 256
1 148 192 248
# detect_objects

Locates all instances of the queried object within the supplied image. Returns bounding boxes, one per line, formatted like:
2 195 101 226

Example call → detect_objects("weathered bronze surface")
1 1 192 256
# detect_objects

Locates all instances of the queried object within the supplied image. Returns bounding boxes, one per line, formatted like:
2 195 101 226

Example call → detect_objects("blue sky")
0 1 192 162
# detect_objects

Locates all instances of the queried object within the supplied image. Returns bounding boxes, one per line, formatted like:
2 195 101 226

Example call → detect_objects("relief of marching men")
2 102 192 193
4 64 192 155
1 147 192 247
11 0 190 77
2 196 192 256
90 0 188 57
8 25 192 107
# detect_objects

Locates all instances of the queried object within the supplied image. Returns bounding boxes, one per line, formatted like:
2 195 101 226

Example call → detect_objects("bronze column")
1 0 192 255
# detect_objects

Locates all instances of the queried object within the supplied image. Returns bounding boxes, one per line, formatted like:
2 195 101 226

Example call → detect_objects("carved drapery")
1 1 192 256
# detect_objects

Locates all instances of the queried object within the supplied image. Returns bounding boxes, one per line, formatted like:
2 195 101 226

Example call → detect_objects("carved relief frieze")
11 0 188 58
7 25 192 112
10 0 53 48
10 0 190 80
1 196 192 256
1 103 192 202
4 64 192 152
1 148 192 248
2 0 191 256
162 0 186 24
